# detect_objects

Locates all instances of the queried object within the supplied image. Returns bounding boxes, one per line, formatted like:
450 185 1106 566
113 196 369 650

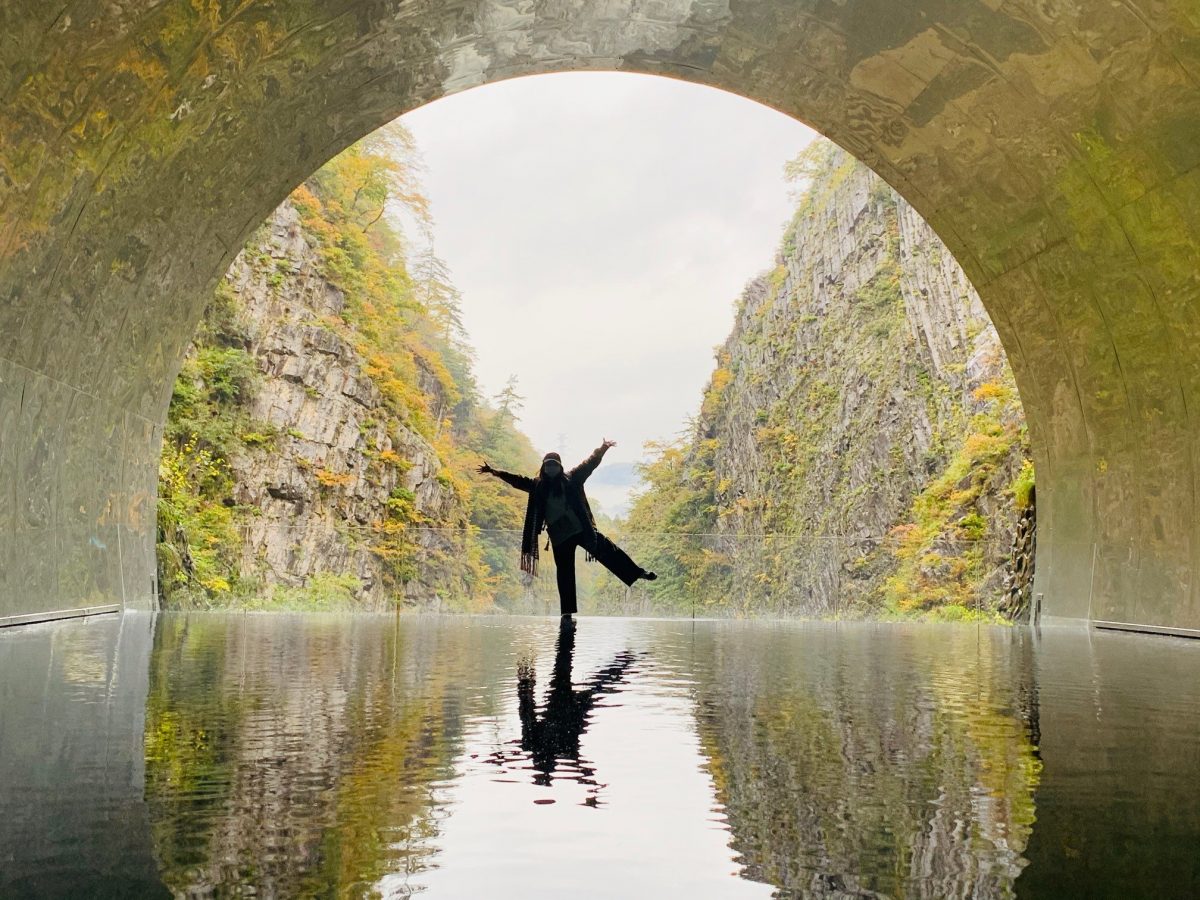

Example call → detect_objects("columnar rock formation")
629 144 1030 618
159 202 467 608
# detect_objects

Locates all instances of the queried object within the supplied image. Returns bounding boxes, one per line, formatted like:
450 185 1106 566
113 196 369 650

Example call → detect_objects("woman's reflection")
495 618 636 802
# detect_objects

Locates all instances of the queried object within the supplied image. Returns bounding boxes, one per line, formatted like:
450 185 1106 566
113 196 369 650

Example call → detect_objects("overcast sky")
400 72 816 514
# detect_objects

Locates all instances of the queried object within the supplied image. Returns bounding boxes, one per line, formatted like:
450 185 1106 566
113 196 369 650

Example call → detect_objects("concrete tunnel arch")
1 0 1199 630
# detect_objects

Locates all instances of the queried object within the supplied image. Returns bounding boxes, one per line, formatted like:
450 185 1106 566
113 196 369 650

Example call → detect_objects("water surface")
1 613 1198 898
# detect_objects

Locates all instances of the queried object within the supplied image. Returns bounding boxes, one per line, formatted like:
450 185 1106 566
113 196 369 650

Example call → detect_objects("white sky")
400 72 816 514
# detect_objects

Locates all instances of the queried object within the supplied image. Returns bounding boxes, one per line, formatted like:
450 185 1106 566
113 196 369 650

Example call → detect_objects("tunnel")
1 0 1198 631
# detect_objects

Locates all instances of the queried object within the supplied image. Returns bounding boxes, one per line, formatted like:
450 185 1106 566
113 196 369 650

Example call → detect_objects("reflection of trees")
142 615 1043 897
689 626 1041 899
143 614 513 897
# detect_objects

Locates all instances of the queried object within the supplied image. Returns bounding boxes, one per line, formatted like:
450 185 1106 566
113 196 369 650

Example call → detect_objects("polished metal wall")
2 1 1199 627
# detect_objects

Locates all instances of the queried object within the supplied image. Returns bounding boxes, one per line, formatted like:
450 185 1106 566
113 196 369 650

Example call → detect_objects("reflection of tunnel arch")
1 2 1198 628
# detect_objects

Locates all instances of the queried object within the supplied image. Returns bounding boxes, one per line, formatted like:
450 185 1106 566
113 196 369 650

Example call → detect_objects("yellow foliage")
972 381 1012 403
315 468 354 488
963 431 1005 457
161 119 538 610
289 184 320 215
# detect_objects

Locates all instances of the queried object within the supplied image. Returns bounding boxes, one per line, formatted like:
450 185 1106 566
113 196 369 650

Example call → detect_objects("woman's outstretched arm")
569 439 615 484
478 461 535 493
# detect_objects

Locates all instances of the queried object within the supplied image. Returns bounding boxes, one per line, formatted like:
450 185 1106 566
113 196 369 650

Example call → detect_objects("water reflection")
0 614 167 898
686 624 1042 899
415 617 770 899
142 613 504 897
2 615 1200 898
489 618 636 799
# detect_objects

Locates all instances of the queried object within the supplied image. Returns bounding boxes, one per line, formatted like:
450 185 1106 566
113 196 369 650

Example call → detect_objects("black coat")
489 445 607 576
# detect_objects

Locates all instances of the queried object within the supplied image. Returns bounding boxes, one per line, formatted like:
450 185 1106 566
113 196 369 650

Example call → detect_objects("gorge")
159 131 1033 619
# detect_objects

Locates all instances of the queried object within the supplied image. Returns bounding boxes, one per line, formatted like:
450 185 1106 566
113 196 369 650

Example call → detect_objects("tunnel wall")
0 612 163 892
0 360 159 621
1 0 1199 629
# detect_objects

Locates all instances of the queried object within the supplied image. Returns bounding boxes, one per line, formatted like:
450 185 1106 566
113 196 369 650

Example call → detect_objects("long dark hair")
521 453 565 575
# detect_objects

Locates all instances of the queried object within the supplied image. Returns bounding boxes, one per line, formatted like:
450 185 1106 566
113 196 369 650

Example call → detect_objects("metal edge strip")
0 604 121 629
1092 620 1200 640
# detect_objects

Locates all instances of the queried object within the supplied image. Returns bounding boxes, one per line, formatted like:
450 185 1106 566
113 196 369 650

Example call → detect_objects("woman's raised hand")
477 461 492 475
601 438 616 451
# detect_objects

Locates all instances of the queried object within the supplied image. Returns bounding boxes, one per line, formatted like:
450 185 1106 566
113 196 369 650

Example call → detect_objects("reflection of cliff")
691 626 1041 899
143 614 514 896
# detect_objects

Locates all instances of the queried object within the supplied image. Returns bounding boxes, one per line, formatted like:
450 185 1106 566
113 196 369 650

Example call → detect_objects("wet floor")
1 613 1198 898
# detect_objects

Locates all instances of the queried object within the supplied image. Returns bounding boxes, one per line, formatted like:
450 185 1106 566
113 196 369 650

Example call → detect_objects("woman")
478 438 656 616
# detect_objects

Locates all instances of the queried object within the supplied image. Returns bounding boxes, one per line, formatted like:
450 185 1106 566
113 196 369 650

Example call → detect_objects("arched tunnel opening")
148 69 1037 623
2 2 1199 632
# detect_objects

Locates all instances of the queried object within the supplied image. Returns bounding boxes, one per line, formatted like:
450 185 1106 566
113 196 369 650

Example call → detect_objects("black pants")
550 531 643 615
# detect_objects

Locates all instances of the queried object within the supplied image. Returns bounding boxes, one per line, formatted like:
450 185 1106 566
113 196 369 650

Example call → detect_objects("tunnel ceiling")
1 0 1199 629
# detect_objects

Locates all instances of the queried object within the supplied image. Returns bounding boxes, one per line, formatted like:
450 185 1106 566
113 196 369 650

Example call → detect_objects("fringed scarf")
519 459 598 577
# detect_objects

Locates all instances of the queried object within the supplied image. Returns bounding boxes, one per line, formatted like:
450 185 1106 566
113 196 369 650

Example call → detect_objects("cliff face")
159 203 467 608
157 128 539 610
628 141 1031 618
224 204 466 606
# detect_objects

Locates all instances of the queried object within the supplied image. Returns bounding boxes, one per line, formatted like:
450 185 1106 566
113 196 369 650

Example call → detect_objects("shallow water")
1 613 1198 898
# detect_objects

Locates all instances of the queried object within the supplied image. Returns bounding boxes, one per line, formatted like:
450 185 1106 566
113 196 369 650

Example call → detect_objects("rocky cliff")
627 141 1033 618
157 127 539 610
236 203 462 604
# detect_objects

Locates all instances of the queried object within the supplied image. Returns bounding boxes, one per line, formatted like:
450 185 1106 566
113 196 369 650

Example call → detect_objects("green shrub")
956 511 987 541
262 573 363 610
1013 459 1035 508
198 347 257 404
240 430 276 447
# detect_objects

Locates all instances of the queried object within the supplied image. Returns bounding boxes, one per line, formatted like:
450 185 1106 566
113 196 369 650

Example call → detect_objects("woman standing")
478 439 656 616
